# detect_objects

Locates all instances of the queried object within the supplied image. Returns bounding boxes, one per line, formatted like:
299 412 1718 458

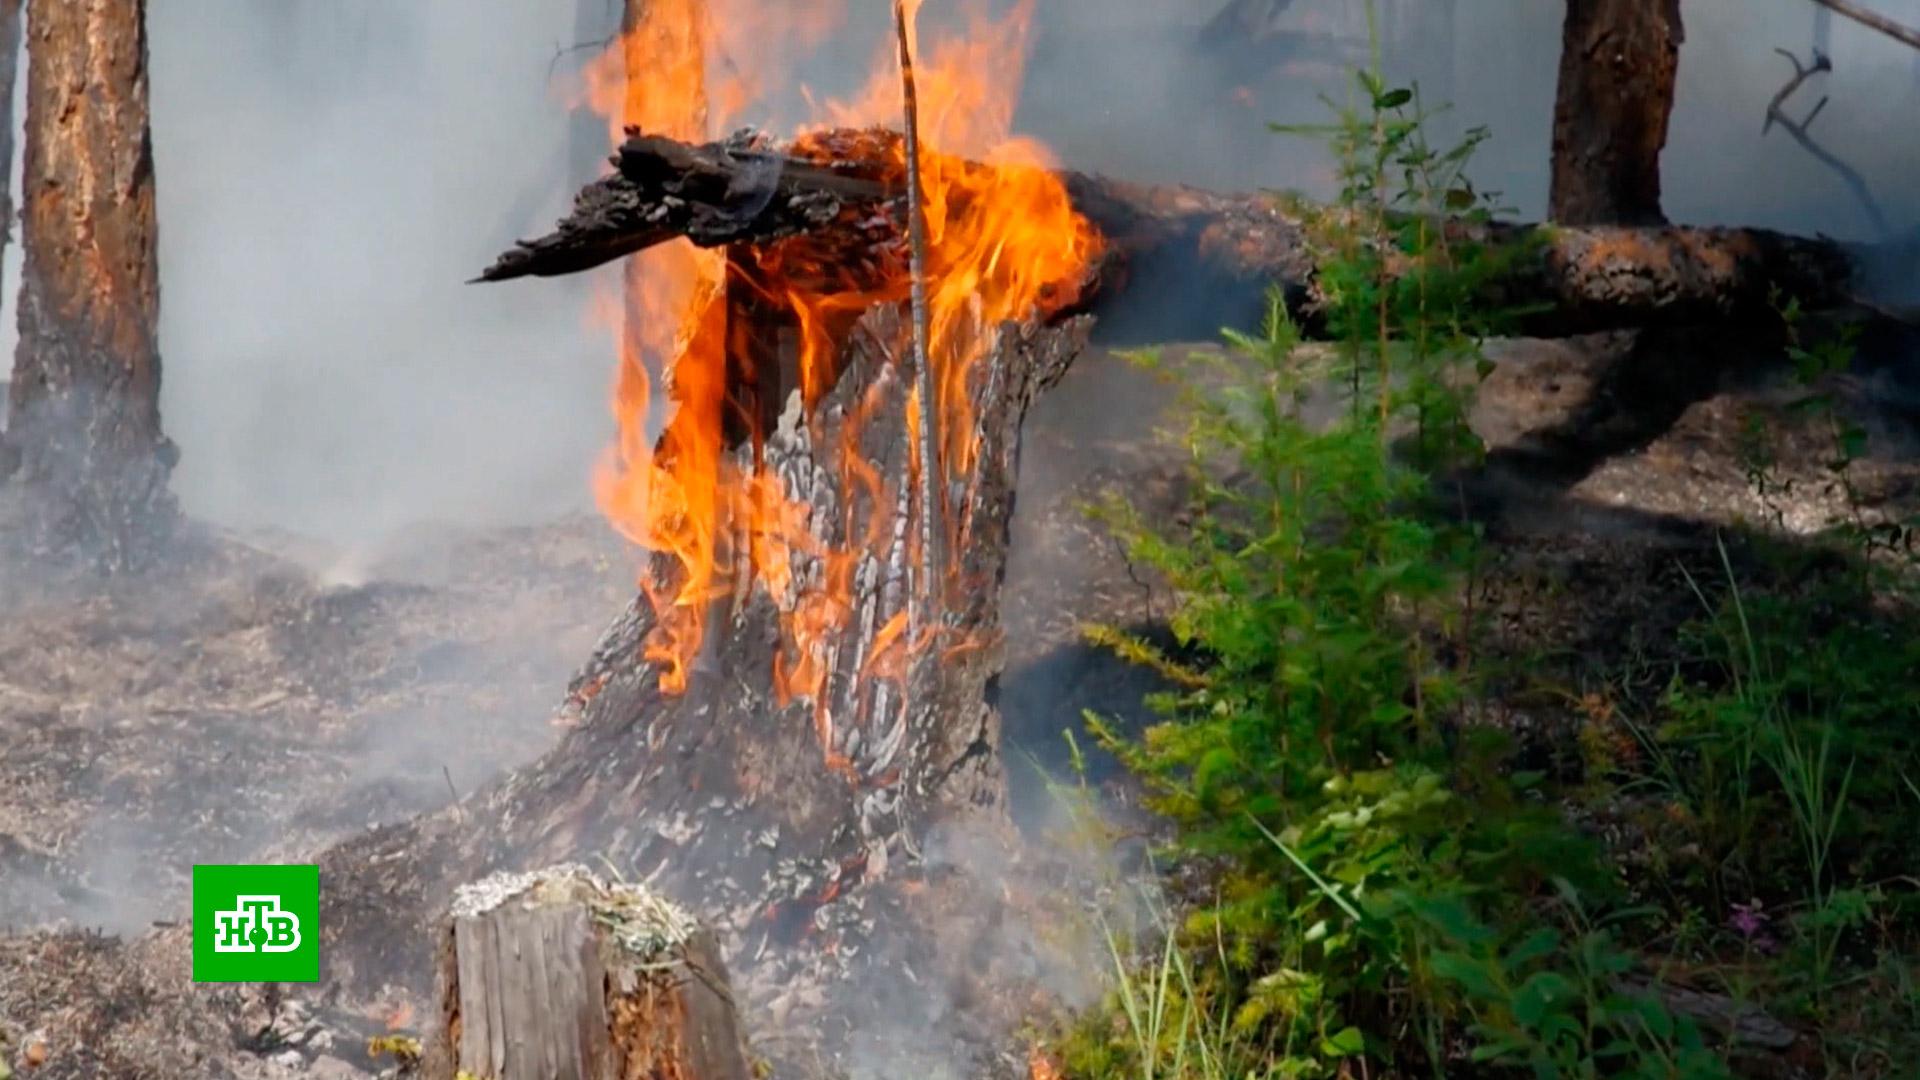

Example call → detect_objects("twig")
547 35 616 82
1763 47 1891 239
443 764 465 823
1805 0 1920 53
892 0 943 647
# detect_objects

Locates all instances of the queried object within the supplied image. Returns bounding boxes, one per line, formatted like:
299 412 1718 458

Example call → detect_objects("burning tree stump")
319 246 1091 1058
424 865 749 1080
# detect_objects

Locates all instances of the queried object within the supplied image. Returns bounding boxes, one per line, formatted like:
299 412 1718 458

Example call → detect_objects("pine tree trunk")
4 0 175 568
1547 0 1684 226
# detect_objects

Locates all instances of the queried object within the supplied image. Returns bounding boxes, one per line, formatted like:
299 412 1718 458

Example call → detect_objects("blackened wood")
1548 0 1684 226
474 131 898 284
5 0 174 567
317 299 1090 1052
722 249 790 450
474 128 1863 338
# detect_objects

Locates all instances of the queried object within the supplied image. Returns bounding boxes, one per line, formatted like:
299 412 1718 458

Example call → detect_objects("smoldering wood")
474 131 901 283
423 866 749 1080
475 128 1863 339
4 0 175 567
318 278 1090 1059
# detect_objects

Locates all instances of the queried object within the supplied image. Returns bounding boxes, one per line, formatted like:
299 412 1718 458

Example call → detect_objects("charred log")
4 0 175 568
474 132 902 284
476 128 1862 339
1548 0 1684 226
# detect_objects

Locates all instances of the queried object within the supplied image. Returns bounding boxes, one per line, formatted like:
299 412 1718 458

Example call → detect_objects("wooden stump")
427 865 749 1080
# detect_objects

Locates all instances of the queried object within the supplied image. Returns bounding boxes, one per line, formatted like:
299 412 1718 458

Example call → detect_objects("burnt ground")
0 516 629 1077
2 320 1918 1078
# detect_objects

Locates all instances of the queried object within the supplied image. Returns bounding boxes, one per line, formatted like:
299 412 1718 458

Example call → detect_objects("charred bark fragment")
4 0 175 567
319 274 1089 1055
477 128 1862 339
475 132 902 284
1548 0 1684 226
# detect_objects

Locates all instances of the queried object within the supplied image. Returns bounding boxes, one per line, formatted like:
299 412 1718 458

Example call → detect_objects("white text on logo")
212 895 302 953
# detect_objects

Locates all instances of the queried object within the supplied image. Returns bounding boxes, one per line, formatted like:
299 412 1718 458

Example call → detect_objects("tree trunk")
4 0 174 568
1547 0 1684 226
319 249 1088 1061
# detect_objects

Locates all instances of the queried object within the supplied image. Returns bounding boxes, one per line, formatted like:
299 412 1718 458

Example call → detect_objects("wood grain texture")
427 868 748 1080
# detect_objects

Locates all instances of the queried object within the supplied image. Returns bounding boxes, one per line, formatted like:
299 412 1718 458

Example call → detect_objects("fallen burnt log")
318 278 1090 1065
477 127 1862 339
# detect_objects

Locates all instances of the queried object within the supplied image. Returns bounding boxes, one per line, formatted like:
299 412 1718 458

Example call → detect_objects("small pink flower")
1729 899 1771 945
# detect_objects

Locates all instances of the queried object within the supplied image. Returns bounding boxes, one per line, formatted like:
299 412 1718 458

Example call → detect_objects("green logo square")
191 864 320 983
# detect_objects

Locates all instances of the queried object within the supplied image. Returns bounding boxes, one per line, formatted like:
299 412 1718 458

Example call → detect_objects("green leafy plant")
1064 50 1675 1076
1414 881 1727 1079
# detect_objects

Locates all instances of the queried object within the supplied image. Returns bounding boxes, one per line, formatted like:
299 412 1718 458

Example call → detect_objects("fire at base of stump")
426 864 750 1080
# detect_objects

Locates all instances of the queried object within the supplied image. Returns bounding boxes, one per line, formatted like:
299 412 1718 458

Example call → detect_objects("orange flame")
576 0 1101 745
1027 1046 1064 1080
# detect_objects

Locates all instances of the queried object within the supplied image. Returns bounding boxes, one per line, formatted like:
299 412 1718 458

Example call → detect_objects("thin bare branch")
1806 0 1920 53
1763 47 1891 238
892 0 943 654
547 34 615 81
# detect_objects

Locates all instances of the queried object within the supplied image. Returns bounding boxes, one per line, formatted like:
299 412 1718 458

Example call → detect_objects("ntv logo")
213 895 302 953
192 865 320 982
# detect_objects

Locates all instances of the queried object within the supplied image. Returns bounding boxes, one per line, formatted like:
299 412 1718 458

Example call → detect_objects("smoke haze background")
0 0 1911 551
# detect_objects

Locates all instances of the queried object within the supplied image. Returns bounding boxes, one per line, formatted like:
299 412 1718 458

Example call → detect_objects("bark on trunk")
318 259 1088 1057
1548 0 1684 226
423 866 750 1080
478 128 1860 340
4 0 174 568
